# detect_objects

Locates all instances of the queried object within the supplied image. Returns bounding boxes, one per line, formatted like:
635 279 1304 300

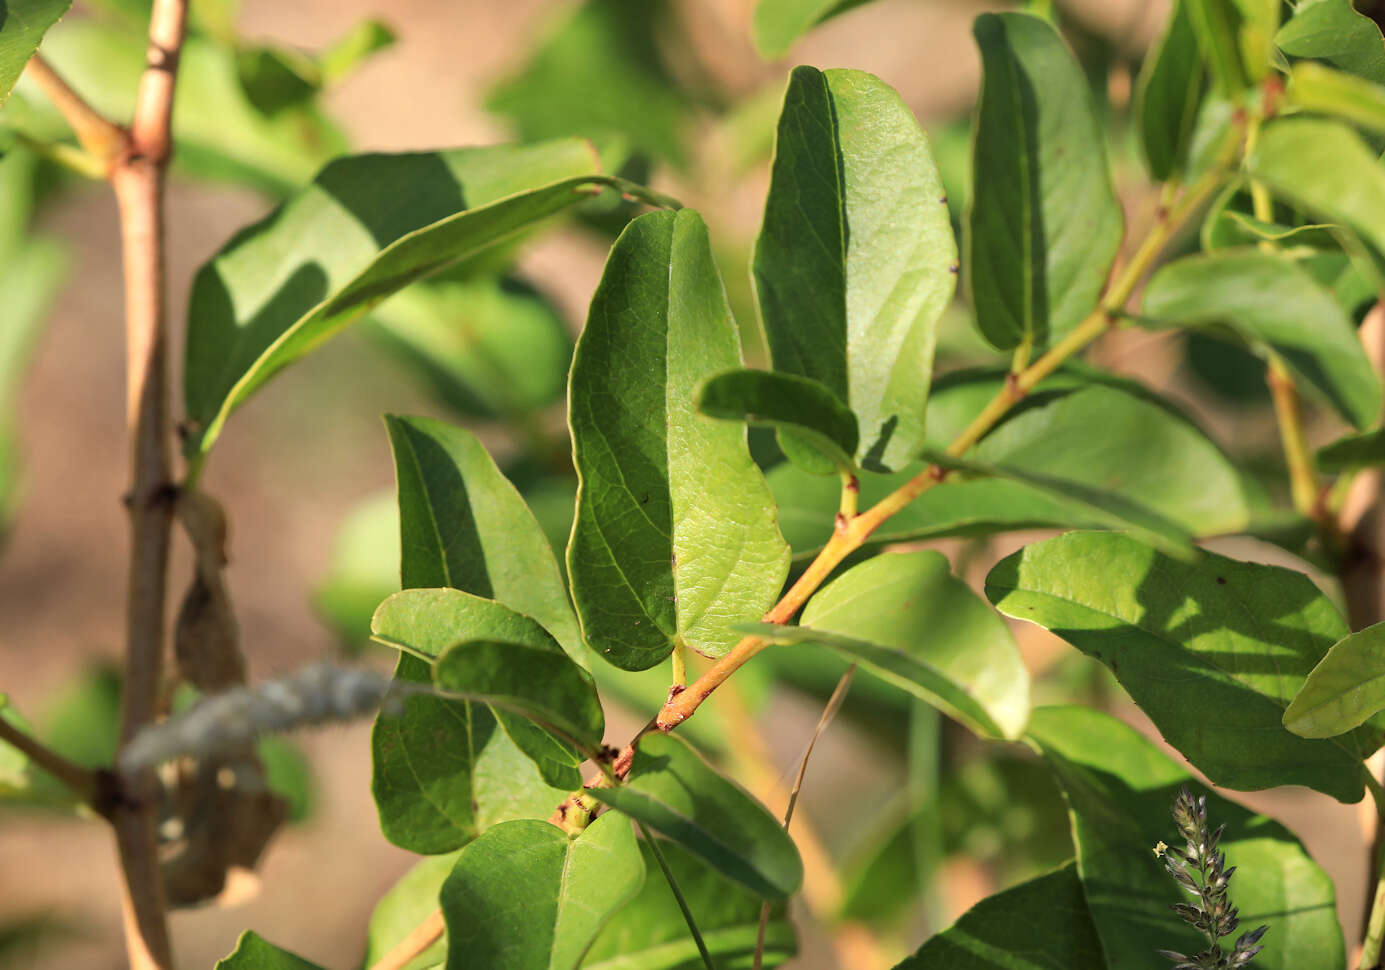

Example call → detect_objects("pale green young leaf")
568 209 789 670
966 13 1122 351
0 0 72 106
184 140 632 460
363 852 460 970
1135 0 1207 181
215 932 325 970
755 65 957 470
1285 622 1385 738
387 415 581 662
1286 61 1385 136
1277 0 1385 86
748 549 1028 740
987 532 1382 802
893 864 1105 969
1027 706 1345 970
1185 0 1250 93
697 369 859 475
589 734 803 899
751 0 874 58
317 18 395 85
1141 249 1381 428
440 813 645 970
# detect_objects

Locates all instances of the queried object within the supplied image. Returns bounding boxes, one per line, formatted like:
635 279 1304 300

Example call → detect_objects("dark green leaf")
42 663 122 769
1135 0 1207 180
1277 0 1385 86
1027 706 1345 970
371 275 572 421
236 46 320 115
363 851 461 970
1185 0 1250 93
440 813 645 970
893 864 1105 970
486 0 688 166
0 0 72 106
583 839 796 969
987 532 1381 801
1142 249 1381 428
1286 621 1385 738
697 369 858 474
387 415 581 661
751 0 875 58
256 735 313 824
1318 428 1385 472
568 209 788 670
313 491 398 647
215 931 325 970
184 141 630 460
747 549 1028 740
966 13 1122 351
1286 61 1385 135
755 65 957 471
589 734 803 899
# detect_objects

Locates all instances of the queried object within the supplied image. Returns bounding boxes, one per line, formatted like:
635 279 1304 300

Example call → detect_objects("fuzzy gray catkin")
119 662 405 774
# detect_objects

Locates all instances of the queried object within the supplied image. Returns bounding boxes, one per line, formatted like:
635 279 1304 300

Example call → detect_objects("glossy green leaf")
1135 0 1207 180
0 0 72 106
751 0 874 58
387 415 581 661
440 813 644 970
928 451 1195 559
1027 706 1345 970
1142 249 1381 428
568 208 788 670
697 369 859 474
1318 428 1385 472
371 275 572 421
1277 0 1385 86
589 734 803 899
1287 61 1385 136
754 65 957 471
371 589 573 851
894 864 1104 970
184 140 632 460
215 931 324 970
1248 118 1385 259
486 0 687 166
966 13 1122 351
583 839 796 969
748 549 1028 739
1285 622 1385 738
313 491 398 647
987 532 1382 801
363 851 461 970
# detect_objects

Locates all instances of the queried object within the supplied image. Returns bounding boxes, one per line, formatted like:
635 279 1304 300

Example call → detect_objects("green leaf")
589 734 803 899
751 0 874 58
486 0 688 166
215 931 325 970
1142 249 1381 428
1318 428 1385 472
371 589 574 851
1026 706 1345 970
966 13 1122 351
1277 0 1385 86
987 532 1382 802
313 491 399 647
1135 0 1207 181
387 415 581 662
0 0 72 106
236 46 320 115
747 549 1028 740
754 65 957 471
1286 61 1385 135
893 863 1105 970
440 813 645 970
926 451 1195 559
184 140 630 460
371 275 572 421
363 851 461 970
0 695 75 809
1248 118 1385 260
317 18 395 85
583 839 796 969
1186 0 1250 93
1285 622 1385 738
697 369 859 474
568 208 789 670
433 639 604 755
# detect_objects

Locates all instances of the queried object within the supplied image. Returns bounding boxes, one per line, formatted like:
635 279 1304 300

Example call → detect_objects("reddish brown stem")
0 715 100 803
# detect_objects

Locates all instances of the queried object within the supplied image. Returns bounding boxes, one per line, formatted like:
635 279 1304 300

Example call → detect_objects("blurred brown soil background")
0 0 1371 967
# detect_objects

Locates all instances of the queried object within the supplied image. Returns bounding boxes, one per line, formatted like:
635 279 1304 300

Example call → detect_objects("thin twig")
640 822 715 970
21 55 130 168
753 666 855 970
0 715 100 804
368 909 445 970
